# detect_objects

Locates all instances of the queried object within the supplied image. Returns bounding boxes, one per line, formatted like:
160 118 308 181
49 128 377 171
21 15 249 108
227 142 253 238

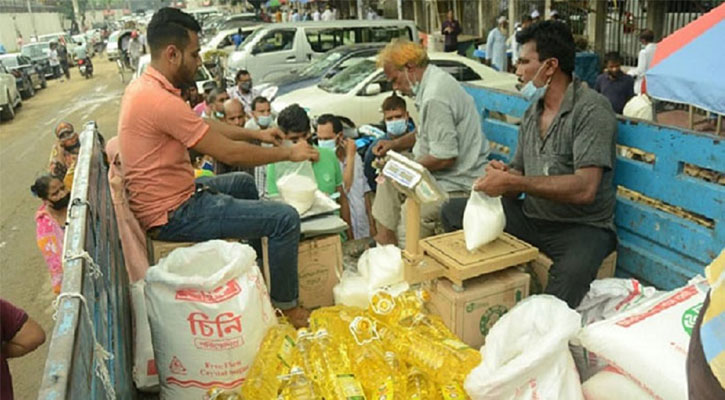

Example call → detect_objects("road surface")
0 57 126 398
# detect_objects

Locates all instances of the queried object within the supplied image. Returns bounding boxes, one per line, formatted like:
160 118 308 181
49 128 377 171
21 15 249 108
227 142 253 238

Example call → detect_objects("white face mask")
404 69 420 97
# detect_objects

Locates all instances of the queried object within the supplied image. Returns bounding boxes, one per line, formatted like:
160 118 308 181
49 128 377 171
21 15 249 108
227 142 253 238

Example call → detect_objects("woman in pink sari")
31 175 70 294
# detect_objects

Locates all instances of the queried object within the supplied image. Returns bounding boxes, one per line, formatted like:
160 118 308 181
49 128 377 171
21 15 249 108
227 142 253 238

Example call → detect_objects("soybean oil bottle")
278 366 319 400
240 322 296 399
313 329 366 400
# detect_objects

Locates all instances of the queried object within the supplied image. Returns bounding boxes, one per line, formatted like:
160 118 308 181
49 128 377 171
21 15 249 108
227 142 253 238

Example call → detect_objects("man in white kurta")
486 16 509 72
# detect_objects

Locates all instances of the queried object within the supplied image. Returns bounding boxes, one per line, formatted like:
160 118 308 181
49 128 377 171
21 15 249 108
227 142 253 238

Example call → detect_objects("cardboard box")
296 235 343 309
263 234 343 309
147 239 238 266
531 251 617 291
427 268 530 349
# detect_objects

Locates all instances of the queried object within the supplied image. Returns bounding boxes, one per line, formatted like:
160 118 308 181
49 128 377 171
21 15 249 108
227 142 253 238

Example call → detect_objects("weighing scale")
382 151 539 287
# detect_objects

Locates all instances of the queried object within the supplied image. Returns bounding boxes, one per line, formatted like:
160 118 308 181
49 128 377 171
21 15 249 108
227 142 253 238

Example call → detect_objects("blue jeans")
155 172 300 309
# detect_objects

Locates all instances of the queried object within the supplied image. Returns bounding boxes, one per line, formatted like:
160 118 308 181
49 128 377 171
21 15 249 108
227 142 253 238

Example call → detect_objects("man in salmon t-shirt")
118 7 319 328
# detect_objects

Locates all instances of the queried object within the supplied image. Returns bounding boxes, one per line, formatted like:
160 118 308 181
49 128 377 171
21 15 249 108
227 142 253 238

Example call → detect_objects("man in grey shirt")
373 39 488 246
442 21 617 308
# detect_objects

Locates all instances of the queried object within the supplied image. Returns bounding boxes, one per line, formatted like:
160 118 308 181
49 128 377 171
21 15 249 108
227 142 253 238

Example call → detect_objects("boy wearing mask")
363 94 417 191
267 104 352 237
317 114 374 239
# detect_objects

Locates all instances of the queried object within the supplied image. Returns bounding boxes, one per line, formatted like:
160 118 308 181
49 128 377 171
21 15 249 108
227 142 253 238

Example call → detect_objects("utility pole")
26 0 38 39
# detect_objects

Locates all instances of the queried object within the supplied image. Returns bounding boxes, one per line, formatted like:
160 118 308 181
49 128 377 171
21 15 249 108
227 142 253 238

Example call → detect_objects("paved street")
0 57 125 398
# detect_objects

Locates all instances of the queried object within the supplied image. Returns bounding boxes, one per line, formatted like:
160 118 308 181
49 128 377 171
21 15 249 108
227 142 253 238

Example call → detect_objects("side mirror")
364 83 382 96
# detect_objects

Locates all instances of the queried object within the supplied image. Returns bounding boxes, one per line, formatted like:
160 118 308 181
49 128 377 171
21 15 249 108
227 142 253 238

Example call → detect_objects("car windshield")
240 28 265 51
0 56 19 68
319 59 376 94
21 43 49 58
299 50 344 79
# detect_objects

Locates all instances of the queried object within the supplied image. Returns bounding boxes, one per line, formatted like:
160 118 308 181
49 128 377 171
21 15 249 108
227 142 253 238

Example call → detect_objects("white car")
272 52 520 126
200 25 264 61
134 54 215 93
0 63 22 121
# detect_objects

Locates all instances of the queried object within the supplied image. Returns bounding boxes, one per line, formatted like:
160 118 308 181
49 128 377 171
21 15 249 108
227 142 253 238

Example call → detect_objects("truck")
37 84 724 398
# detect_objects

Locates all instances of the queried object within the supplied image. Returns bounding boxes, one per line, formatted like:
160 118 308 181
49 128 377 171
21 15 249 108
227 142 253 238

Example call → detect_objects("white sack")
582 367 655 400
578 278 708 400
145 240 276 399
130 280 159 392
463 191 505 251
464 295 584 400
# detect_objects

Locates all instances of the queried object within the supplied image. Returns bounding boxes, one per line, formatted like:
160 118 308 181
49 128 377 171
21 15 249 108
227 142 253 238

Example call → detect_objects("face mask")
317 139 336 150
520 61 551 103
281 139 294 148
404 69 420 97
257 115 272 127
239 81 252 92
386 118 408 136
63 140 80 152
50 192 70 210
214 111 225 119
201 159 214 171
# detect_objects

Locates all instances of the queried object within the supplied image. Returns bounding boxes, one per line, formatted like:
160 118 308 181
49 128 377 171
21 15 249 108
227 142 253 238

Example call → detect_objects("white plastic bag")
130 280 159 392
576 278 660 326
145 240 276 399
464 295 584 400
275 161 317 214
357 245 404 290
333 270 370 309
582 367 655 400
578 278 708 400
463 191 505 251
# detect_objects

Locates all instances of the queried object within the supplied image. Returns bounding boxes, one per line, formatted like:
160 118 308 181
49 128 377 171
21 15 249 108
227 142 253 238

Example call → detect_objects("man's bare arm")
193 130 318 168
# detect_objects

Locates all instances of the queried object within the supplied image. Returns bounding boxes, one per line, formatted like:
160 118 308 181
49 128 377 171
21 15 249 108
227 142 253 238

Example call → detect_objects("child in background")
316 114 375 240
267 104 353 238
189 148 215 178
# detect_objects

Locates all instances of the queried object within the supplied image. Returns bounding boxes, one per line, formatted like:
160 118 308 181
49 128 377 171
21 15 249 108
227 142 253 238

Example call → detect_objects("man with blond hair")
372 39 488 247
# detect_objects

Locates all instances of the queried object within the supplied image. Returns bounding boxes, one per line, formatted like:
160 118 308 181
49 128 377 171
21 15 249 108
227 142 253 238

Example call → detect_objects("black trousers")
441 196 617 308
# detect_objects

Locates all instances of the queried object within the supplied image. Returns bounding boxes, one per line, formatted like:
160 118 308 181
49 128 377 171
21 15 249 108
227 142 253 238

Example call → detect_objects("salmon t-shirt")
118 66 209 230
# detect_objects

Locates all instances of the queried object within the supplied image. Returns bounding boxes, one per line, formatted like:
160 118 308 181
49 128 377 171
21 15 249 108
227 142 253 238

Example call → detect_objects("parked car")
38 32 72 47
200 25 265 61
203 13 262 37
106 30 130 61
256 43 386 100
272 52 520 126
134 54 214 93
0 54 46 98
226 19 419 83
20 42 53 78
0 63 22 121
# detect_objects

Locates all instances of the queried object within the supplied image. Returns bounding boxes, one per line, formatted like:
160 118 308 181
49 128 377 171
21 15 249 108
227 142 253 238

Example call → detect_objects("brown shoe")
282 306 311 329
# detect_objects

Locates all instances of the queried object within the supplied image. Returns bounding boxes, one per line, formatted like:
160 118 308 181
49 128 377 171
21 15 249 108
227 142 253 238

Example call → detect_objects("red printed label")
187 311 244 338
166 376 245 390
193 336 244 351
175 280 241 304
169 356 187 375
616 285 698 328
147 359 158 376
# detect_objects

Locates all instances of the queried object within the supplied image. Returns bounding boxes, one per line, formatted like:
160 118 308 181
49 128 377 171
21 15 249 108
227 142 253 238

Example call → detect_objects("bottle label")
441 383 466 399
376 377 394 399
337 374 365 399
277 335 296 368
442 338 469 351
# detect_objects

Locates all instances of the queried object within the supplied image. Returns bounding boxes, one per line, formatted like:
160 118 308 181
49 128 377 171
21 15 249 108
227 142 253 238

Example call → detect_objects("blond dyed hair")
377 39 429 69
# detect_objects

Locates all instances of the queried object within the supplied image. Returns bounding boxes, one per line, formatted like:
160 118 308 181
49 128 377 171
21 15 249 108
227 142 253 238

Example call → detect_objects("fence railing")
464 84 725 290
38 123 134 400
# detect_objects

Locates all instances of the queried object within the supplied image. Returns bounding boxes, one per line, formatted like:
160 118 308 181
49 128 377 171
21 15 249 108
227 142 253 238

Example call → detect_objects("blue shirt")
594 71 635 114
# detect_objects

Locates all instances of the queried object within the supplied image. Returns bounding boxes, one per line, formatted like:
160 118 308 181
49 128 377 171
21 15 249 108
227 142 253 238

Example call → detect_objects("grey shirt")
510 78 617 230
413 64 489 192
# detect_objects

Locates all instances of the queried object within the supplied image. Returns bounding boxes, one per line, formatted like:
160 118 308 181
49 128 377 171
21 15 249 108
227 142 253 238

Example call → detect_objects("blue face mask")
386 118 408 136
257 115 273 127
318 139 336 150
520 61 551 103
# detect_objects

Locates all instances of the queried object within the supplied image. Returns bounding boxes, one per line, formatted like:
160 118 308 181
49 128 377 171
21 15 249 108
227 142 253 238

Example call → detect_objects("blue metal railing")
463 84 725 289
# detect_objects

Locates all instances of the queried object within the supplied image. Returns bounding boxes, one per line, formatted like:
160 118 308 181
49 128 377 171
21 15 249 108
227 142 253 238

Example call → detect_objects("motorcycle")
78 58 93 79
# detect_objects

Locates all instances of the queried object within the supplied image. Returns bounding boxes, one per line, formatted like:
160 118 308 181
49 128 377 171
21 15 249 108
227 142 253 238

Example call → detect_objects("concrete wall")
1 10 119 53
